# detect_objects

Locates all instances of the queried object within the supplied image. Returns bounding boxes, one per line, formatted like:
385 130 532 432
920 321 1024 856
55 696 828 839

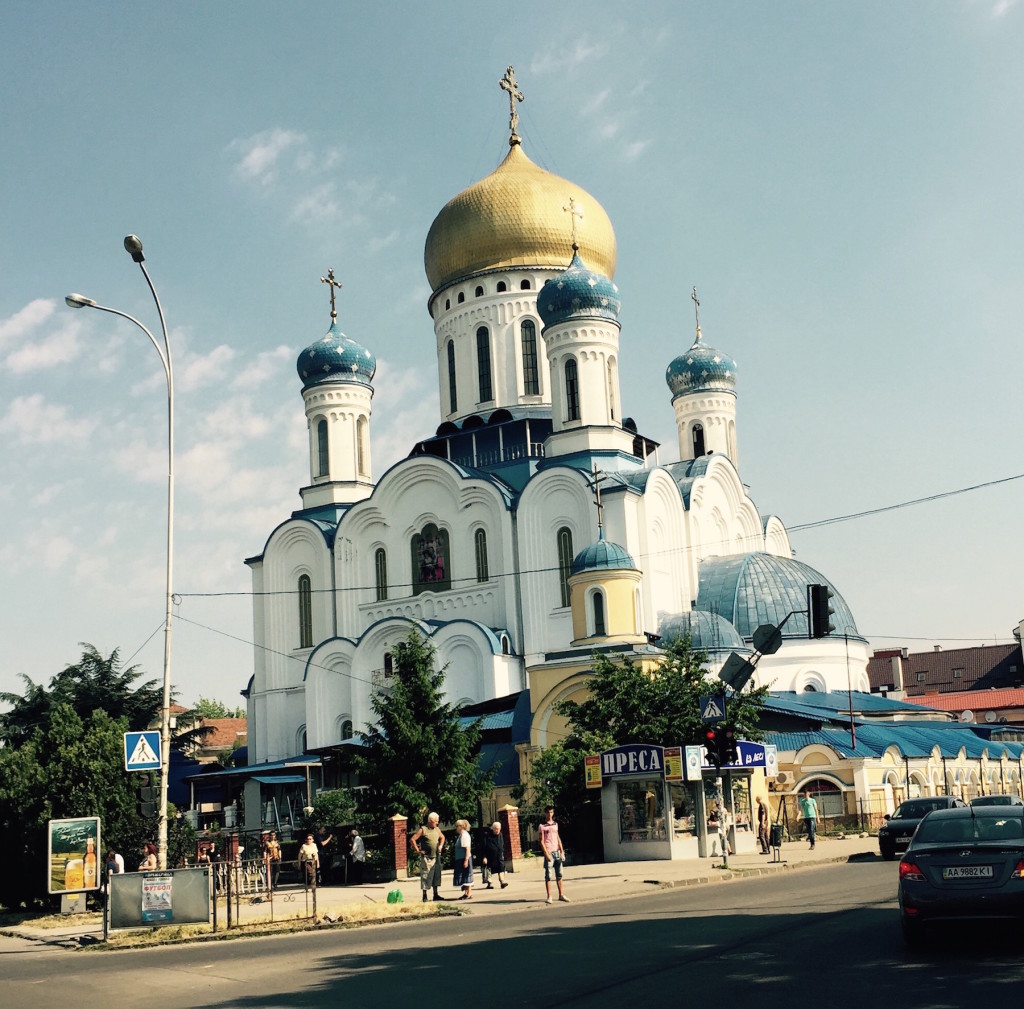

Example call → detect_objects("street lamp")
66 234 175 870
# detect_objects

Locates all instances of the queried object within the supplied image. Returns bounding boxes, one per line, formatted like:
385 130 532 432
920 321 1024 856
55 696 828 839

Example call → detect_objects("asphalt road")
4 861 1023 1008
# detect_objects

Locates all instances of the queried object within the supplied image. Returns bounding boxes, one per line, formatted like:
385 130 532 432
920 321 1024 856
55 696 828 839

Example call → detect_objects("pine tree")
355 630 493 832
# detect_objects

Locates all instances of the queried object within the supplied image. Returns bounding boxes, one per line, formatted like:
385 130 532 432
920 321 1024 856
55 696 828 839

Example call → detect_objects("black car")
878 796 967 860
898 805 1024 947
970 794 1024 807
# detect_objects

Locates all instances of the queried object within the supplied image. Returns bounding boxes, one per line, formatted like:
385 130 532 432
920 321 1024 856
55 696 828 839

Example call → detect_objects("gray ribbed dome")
658 610 749 653
695 552 858 639
571 532 636 575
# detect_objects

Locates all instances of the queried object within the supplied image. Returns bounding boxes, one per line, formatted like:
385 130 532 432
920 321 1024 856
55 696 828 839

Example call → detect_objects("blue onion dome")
538 250 621 329
571 530 637 575
665 330 737 398
296 319 376 390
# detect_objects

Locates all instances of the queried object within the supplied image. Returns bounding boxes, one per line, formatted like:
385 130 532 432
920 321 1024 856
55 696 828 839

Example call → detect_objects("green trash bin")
769 823 784 848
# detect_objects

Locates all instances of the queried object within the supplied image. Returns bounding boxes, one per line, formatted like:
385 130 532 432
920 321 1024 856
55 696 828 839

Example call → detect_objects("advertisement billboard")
48 816 101 894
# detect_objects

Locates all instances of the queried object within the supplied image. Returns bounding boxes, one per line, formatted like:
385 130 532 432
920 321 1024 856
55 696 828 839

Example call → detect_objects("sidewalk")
1 834 879 947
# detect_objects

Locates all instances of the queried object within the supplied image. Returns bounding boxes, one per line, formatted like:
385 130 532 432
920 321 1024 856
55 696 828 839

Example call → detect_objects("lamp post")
66 234 175 870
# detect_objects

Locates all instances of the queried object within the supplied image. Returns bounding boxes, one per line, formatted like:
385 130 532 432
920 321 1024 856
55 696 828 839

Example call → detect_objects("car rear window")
896 801 945 819
915 816 1024 843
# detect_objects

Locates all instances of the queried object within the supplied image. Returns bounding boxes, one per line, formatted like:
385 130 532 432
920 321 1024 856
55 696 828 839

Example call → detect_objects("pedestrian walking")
452 818 474 899
799 790 819 849
314 826 334 884
481 821 508 889
756 796 771 854
265 831 282 888
539 806 569 904
139 842 157 871
719 805 734 856
410 811 445 902
299 832 319 888
346 828 366 885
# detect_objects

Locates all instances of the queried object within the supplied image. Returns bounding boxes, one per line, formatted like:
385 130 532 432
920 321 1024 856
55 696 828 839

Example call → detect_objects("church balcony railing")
370 667 394 695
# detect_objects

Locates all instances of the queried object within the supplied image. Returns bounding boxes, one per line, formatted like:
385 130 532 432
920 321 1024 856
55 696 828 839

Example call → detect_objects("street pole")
66 235 174 869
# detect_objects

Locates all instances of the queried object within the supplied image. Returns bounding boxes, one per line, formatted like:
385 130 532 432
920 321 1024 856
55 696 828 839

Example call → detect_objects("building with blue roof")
240 70 876 835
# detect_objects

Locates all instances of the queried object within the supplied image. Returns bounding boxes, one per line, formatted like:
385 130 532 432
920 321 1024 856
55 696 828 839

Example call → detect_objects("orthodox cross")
691 286 701 340
591 465 607 532
321 268 343 320
563 195 584 252
499 66 524 146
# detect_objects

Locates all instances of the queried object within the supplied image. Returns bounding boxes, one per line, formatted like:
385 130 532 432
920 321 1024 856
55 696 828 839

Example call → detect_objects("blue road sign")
124 730 161 771
700 694 726 722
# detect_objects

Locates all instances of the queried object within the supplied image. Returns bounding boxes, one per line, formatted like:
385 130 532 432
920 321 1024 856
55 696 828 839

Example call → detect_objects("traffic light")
808 583 835 638
137 772 158 819
703 727 722 767
720 726 739 765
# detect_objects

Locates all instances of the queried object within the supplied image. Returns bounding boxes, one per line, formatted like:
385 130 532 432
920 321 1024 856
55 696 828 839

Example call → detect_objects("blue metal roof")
666 333 737 398
571 532 637 574
297 319 376 389
695 552 859 639
538 251 621 328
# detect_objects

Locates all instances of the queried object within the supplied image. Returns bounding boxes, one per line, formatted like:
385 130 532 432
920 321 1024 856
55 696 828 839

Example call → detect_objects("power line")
788 473 1024 532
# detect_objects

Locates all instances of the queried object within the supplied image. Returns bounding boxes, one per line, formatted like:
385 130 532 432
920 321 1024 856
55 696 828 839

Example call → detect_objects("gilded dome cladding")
424 143 617 294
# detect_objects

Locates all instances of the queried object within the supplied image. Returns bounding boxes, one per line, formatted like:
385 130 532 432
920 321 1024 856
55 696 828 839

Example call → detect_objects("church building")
242 68 871 800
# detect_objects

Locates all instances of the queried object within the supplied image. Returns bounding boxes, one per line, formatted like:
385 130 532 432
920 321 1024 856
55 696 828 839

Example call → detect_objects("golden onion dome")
424 142 617 295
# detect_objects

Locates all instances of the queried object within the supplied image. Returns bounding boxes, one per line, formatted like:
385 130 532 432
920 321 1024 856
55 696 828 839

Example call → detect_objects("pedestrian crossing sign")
124 730 162 771
700 694 726 722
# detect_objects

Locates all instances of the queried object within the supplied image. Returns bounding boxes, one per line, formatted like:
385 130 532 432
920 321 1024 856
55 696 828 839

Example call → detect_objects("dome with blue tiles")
538 251 621 329
571 531 636 575
658 610 750 653
297 319 376 390
695 552 859 640
666 332 737 398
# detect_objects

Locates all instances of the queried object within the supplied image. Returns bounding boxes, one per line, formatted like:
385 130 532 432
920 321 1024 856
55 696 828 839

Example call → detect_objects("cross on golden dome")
499 66 524 146
563 195 584 252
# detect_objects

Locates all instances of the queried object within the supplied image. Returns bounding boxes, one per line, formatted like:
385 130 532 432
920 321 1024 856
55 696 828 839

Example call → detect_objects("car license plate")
942 865 993 879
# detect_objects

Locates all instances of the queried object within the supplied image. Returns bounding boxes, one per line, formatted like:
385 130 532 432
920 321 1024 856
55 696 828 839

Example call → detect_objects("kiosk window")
617 780 666 842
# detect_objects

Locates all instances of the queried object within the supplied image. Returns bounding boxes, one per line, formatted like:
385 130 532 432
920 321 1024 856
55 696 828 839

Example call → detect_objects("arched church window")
457 292 465 304
497 281 507 293
340 719 353 741
445 298 450 310
557 526 573 608
412 522 452 595
592 590 606 637
692 423 705 458
476 327 493 403
475 285 484 297
357 416 368 477
447 341 457 414
564 358 580 422
298 574 313 648
501 635 510 655
520 279 531 290
316 418 329 478
374 548 388 602
521 320 539 396
474 528 489 583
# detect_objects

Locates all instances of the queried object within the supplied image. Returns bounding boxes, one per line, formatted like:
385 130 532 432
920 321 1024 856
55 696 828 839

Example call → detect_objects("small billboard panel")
48 816 101 894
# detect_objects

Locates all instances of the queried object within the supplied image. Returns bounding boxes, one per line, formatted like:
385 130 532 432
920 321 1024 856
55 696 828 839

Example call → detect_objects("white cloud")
229 345 294 389
530 39 610 76
0 393 95 445
5 316 83 373
622 139 652 162
0 299 55 350
992 0 1019 16
231 128 307 188
290 182 341 225
177 344 236 393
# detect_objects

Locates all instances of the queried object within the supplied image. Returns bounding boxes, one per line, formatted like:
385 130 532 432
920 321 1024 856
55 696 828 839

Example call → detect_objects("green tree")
187 697 246 719
0 644 161 748
516 636 770 842
557 635 769 748
354 630 493 832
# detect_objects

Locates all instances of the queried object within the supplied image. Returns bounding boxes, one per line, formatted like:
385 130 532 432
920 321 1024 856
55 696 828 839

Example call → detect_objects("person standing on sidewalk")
452 819 474 899
481 821 508 890
410 811 445 902
539 806 569 904
346 829 366 885
799 791 819 849
756 796 771 854
299 833 319 888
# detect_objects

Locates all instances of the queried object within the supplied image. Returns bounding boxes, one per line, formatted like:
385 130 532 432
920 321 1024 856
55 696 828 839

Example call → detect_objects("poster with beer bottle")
48 816 101 894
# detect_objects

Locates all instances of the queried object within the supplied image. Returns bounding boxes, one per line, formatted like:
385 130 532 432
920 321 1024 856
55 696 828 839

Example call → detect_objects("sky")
2 2 1022 711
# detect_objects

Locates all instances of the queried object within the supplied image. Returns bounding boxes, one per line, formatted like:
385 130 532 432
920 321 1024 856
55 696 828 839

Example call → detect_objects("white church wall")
517 467 593 662
303 643 356 751
636 469 693 621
